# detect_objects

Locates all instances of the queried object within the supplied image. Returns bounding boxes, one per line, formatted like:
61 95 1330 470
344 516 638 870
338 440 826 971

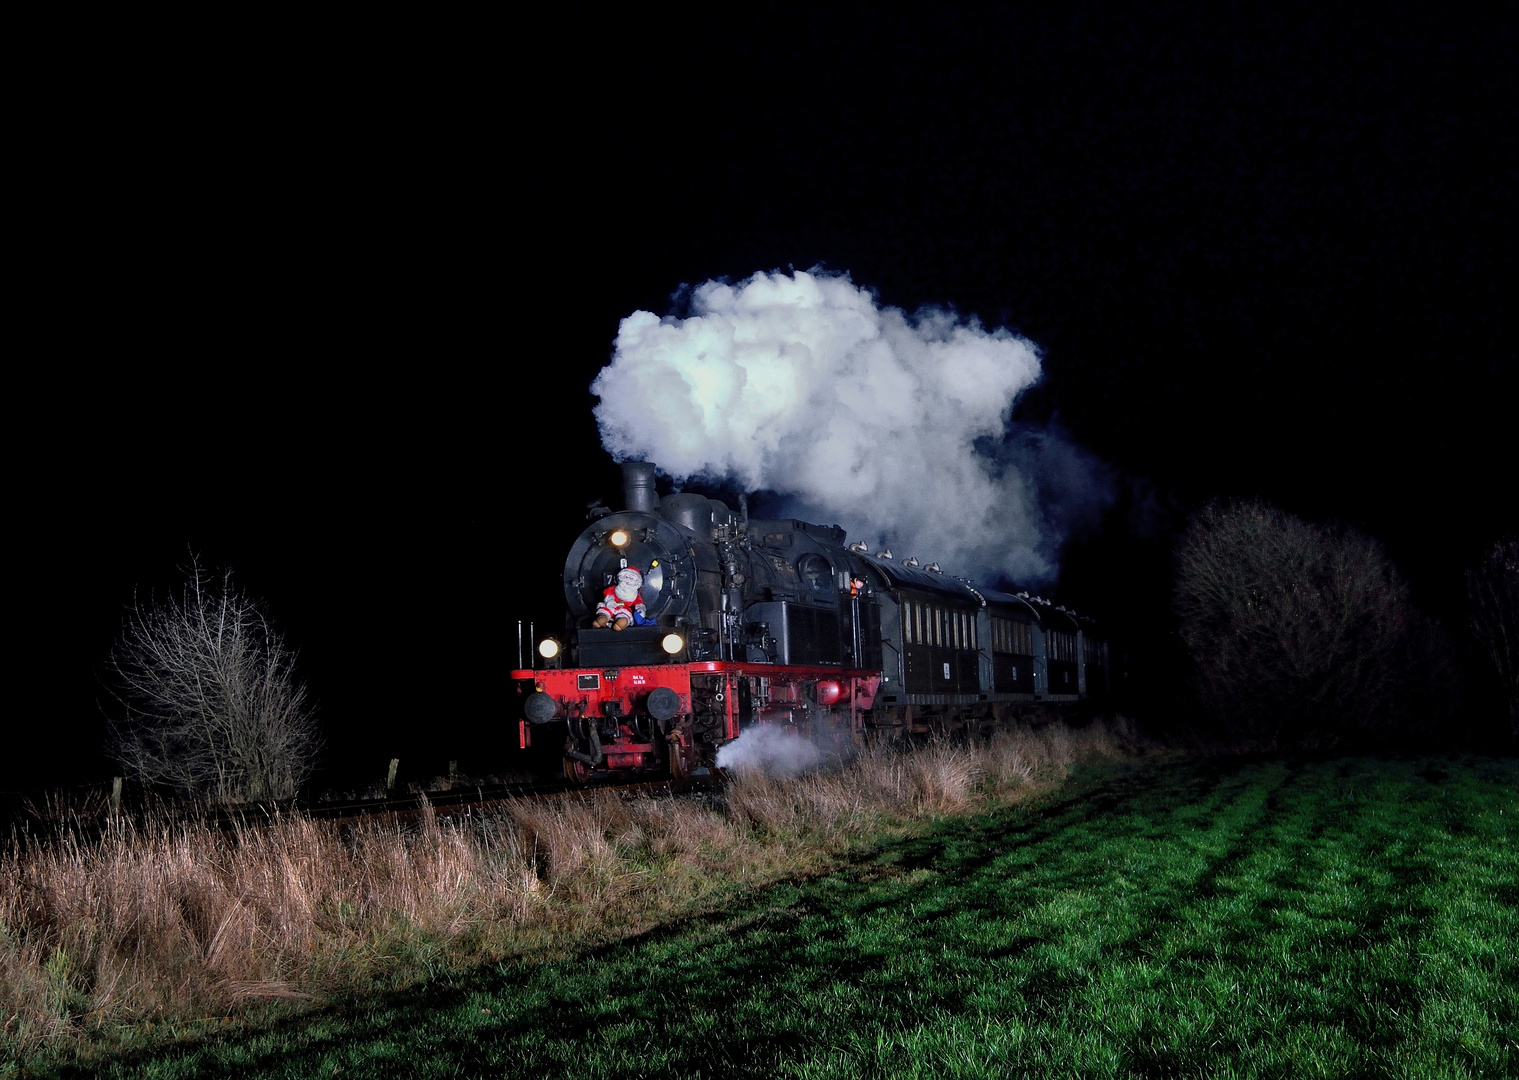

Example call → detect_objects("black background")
14 3 1516 793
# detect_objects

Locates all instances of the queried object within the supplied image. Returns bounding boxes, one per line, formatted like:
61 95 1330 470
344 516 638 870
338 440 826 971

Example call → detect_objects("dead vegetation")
0 719 1136 1063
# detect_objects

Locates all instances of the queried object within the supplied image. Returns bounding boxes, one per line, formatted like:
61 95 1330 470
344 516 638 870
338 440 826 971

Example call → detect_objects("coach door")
990 615 1037 694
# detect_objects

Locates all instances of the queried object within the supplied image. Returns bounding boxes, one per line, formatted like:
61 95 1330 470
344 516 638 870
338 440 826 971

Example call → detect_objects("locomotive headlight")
661 633 685 655
609 529 630 547
538 637 561 660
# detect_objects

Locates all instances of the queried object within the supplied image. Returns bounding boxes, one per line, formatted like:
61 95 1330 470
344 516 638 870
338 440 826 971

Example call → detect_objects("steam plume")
715 723 854 777
593 270 1108 584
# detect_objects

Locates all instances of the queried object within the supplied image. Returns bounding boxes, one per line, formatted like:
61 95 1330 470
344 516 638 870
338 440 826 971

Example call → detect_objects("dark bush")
1173 499 1451 748
1467 537 1519 743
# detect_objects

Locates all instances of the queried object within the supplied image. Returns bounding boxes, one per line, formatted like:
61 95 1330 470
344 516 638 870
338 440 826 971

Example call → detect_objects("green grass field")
32 755 1519 1079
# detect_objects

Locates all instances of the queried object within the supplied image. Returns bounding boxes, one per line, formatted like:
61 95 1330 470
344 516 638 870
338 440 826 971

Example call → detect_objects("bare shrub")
106 561 321 802
1173 499 1427 747
1467 538 1519 741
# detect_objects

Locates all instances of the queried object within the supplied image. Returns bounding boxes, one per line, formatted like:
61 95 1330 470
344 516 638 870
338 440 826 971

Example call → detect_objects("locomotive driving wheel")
563 757 593 784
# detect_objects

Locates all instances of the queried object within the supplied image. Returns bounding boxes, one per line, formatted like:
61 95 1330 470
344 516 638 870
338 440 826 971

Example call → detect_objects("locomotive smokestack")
621 461 659 512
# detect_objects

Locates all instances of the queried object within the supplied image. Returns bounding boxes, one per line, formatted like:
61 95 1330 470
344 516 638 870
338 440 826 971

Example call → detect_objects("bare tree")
107 561 321 802
1173 500 1415 747
1467 538 1519 741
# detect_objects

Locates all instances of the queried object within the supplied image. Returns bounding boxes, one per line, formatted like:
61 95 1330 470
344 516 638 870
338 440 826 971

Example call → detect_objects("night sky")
14 4 1515 793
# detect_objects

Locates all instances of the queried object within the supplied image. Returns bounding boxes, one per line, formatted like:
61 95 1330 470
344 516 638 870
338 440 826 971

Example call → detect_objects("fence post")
110 776 122 815
448 760 458 781
386 758 399 791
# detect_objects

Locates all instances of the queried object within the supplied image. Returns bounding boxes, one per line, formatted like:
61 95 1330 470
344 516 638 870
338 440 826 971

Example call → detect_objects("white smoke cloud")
593 269 1100 584
715 723 854 778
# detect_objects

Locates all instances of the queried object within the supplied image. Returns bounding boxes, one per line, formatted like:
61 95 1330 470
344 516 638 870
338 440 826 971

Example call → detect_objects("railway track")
6 772 725 845
306 773 722 827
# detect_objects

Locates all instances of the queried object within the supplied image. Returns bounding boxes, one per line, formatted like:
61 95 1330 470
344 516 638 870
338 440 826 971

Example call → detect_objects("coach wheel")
564 757 592 784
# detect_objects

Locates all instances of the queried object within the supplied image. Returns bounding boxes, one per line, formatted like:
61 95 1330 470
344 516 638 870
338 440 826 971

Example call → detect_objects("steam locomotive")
513 463 1109 781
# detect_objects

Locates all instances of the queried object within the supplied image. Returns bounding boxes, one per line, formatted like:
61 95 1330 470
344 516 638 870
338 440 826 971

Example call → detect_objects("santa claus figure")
594 566 648 630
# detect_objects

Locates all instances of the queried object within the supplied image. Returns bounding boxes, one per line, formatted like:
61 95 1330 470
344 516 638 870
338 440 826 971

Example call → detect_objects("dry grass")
0 719 1137 1061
